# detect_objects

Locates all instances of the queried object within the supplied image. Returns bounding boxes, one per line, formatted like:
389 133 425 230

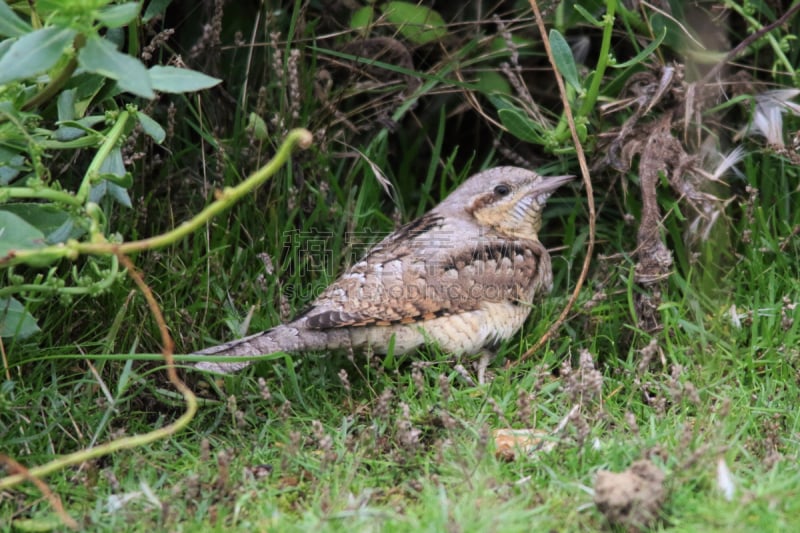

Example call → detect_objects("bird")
194 166 572 374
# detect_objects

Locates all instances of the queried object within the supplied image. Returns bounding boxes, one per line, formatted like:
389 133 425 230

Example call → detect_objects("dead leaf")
493 428 549 461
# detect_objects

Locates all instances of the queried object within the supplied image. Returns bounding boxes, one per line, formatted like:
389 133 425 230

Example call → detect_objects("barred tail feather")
193 322 348 374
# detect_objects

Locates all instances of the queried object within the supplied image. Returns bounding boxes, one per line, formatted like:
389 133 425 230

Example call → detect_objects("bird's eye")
493 184 511 197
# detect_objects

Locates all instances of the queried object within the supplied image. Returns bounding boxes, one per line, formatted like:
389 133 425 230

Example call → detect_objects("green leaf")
0 27 77 85
0 2 33 38
0 203 80 244
0 211 47 262
610 27 668 68
100 145 126 177
487 94 515 112
90 179 132 207
95 2 141 28
57 88 77 121
0 146 26 185
498 108 545 144
247 112 268 141
380 2 447 45
0 38 14 61
148 65 222 93
0 297 40 339
78 36 154 99
549 29 581 92
54 116 105 142
137 111 166 143
54 88 87 140
90 147 132 207
474 71 511 96
573 4 603 27
350 6 374 30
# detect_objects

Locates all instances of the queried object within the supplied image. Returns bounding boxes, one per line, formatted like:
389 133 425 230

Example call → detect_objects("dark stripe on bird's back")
392 213 444 242
363 213 445 261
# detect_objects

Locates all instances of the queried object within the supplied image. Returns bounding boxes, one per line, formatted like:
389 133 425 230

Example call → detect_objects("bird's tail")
193 322 348 374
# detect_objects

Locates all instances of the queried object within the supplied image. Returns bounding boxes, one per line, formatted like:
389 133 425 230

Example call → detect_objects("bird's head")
435 167 573 240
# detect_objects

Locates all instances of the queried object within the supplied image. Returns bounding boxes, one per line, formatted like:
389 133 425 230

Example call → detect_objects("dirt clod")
594 459 666 531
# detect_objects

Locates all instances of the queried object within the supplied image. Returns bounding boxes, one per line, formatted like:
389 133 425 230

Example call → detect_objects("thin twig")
515 0 597 365
116 253 181 395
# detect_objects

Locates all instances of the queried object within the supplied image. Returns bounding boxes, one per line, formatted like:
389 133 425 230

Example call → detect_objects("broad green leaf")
90 147 132 206
97 146 133 189
0 210 46 261
0 27 77 85
78 36 154 98
0 39 14 60
498 108 545 144
106 181 132 206
46 217 80 244
0 297 40 339
57 88 77 121
0 2 33 38
1 203 82 243
549 29 581 92
148 65 222 93
380 2 447 45
0 146 26 185
95 2 141 28
137 111 166 143
105 26 125 48
54 124 87 141
100 146 126 178
350 6 374 30
90 179 132 207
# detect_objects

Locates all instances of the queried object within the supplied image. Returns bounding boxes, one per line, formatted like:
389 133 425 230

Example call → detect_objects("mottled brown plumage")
194 167 572 373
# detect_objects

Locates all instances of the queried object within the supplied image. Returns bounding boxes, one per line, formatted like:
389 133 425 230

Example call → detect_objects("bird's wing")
297 214 548 329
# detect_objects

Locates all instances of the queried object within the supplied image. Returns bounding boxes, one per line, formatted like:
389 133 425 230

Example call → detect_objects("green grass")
3 1 800 531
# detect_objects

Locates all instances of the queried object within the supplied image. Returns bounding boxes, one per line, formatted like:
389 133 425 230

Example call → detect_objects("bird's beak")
528 174 574 206
535 174 575 194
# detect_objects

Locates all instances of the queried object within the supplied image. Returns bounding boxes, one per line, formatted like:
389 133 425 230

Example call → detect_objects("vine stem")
4 128 313 266
0 254 195 491
76 109 131 204
0 128 314 495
